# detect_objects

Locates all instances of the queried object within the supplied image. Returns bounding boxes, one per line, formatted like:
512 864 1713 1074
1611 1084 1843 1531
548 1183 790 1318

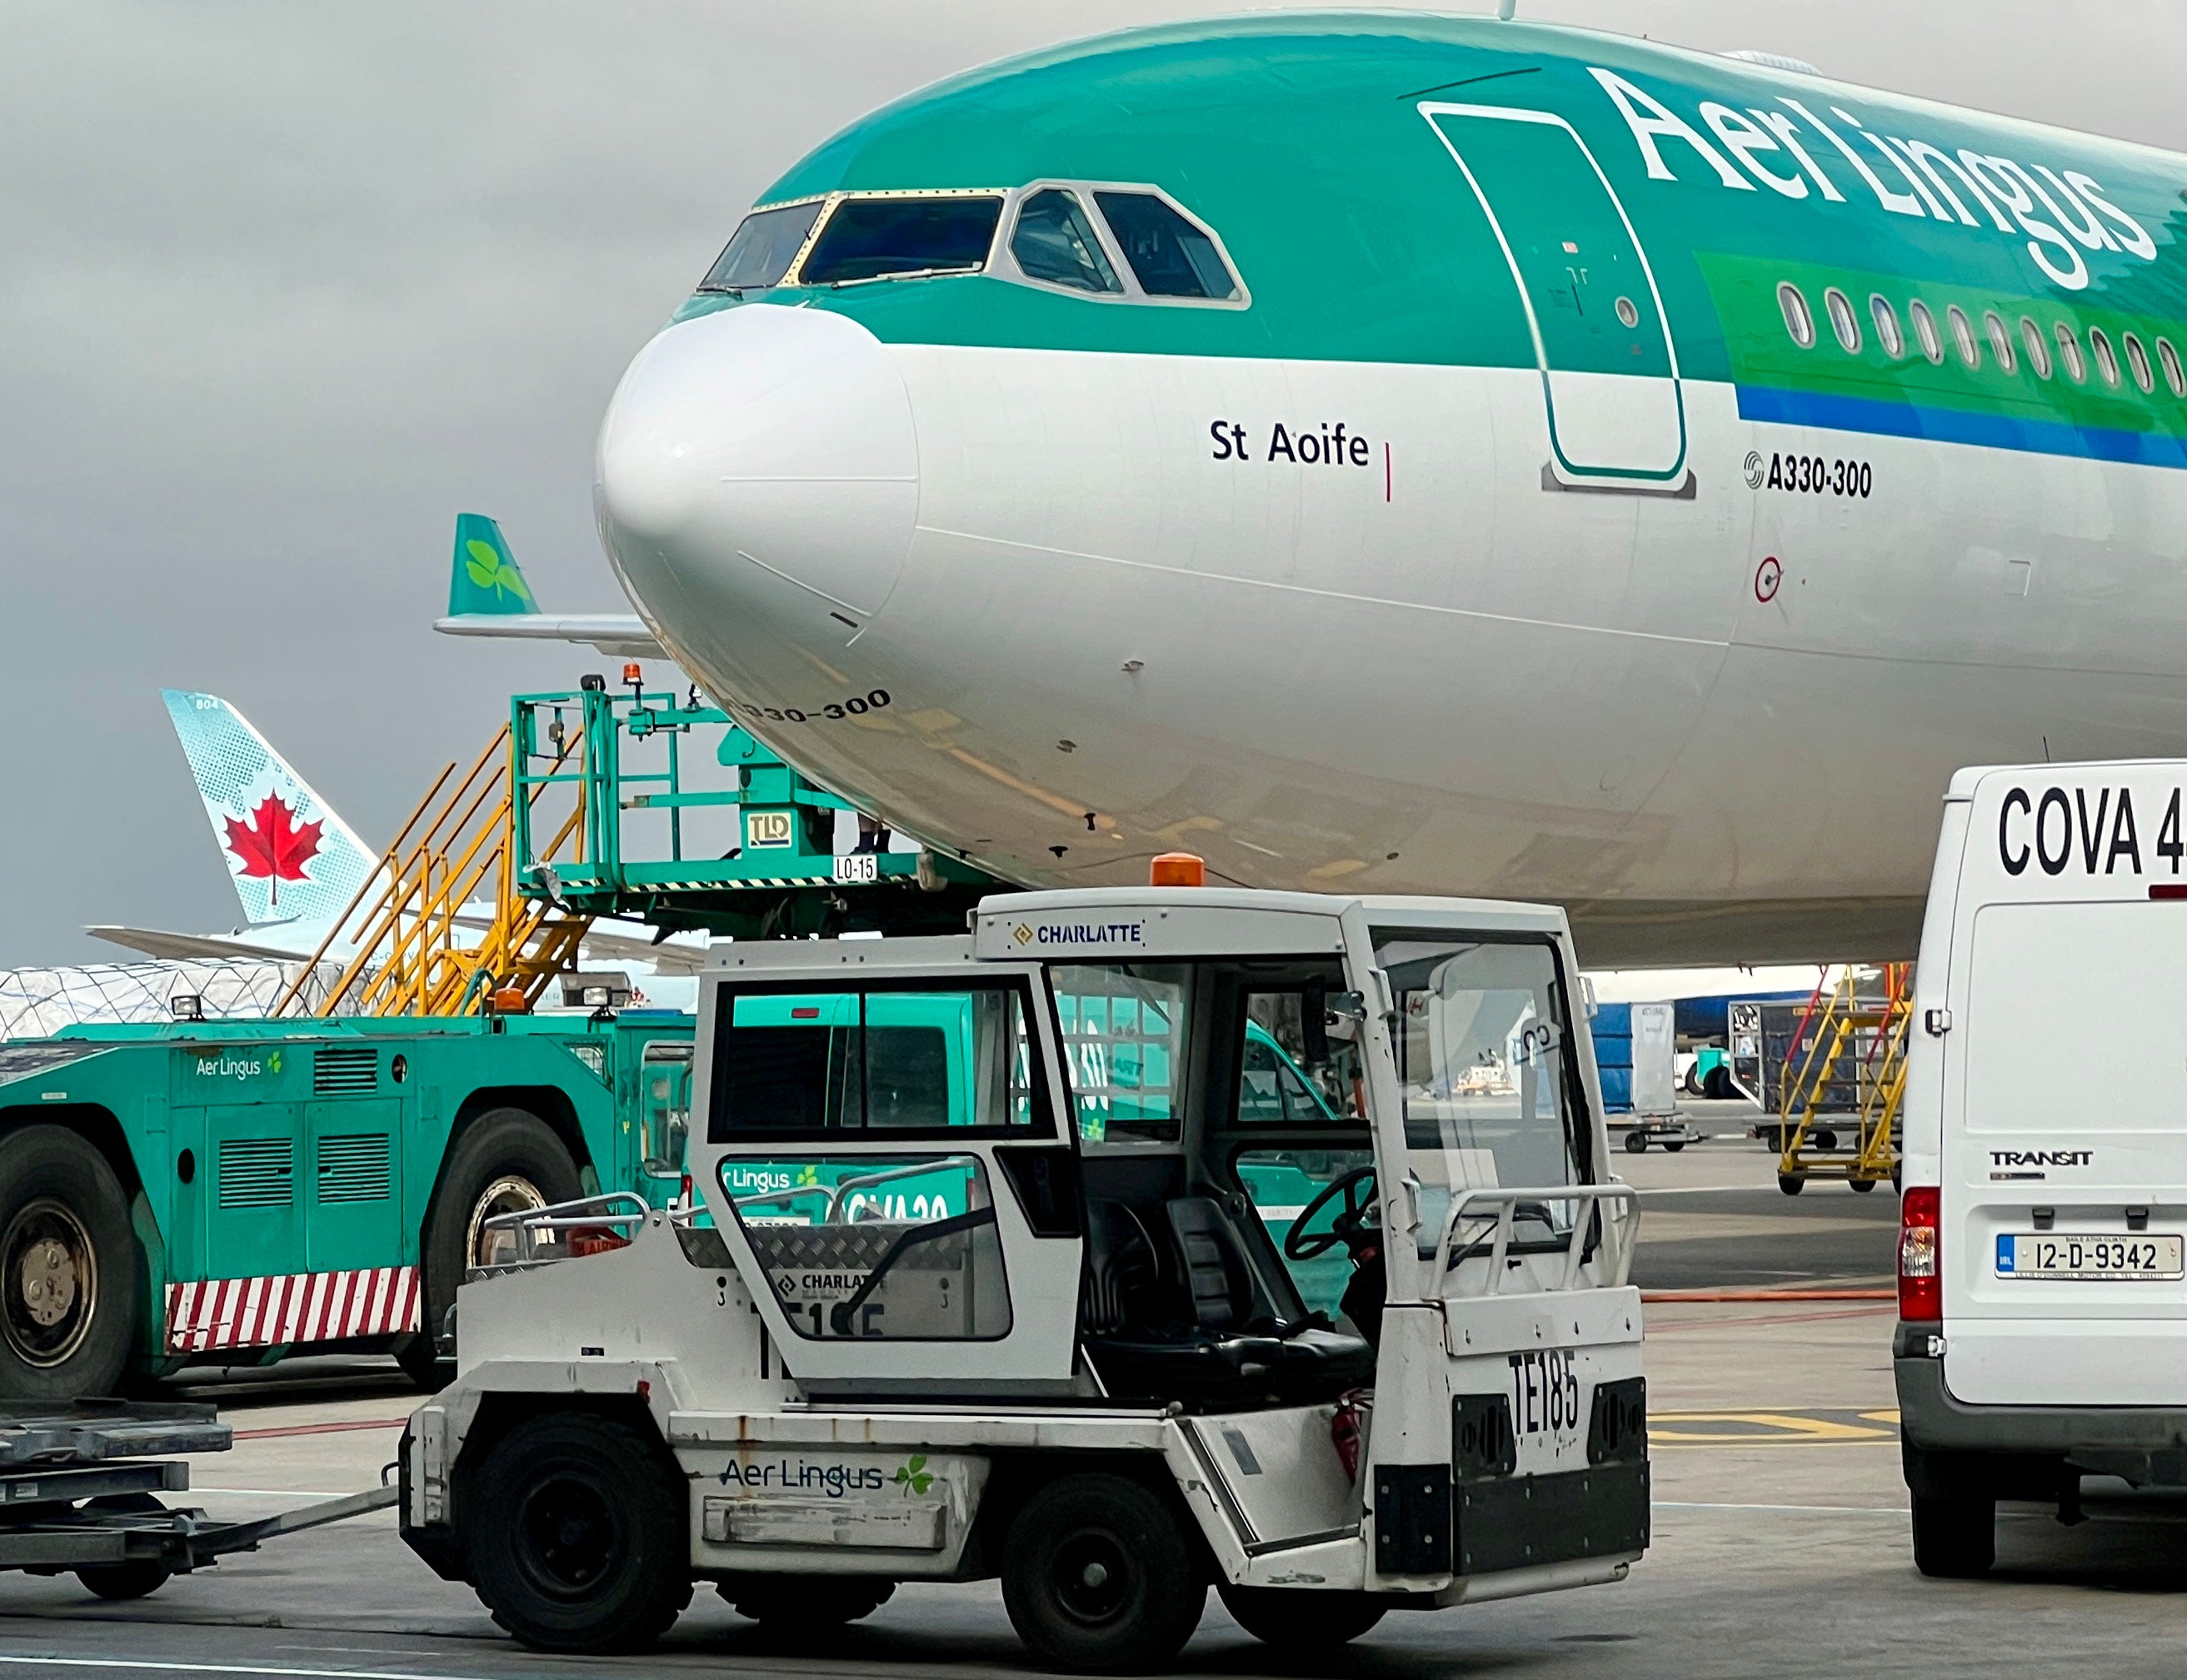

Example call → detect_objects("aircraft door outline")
1421 102 1688 485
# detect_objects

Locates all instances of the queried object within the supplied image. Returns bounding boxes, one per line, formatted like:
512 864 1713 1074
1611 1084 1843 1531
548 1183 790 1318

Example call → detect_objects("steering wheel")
1284 1164 1378 1261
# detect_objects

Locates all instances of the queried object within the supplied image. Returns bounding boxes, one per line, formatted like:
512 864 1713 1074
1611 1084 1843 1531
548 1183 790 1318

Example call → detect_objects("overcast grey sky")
4 0 2183 963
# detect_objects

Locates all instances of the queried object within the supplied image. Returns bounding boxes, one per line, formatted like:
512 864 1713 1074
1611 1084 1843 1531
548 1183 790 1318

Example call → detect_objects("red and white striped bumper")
164 1267 421 1354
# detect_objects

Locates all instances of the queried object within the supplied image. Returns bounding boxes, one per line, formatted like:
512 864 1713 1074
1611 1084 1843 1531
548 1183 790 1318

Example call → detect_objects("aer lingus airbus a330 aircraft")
572 12 2187 964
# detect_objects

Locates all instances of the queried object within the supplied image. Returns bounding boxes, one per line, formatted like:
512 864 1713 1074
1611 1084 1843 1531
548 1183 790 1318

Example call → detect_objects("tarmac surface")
4 1115 2184 1678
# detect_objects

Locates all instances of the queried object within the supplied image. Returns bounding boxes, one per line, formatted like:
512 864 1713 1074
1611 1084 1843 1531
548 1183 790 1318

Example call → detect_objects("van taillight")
1900 1186 1941 1322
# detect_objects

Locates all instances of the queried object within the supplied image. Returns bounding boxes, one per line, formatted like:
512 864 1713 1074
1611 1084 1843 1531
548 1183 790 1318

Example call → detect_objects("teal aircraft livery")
564 12 2187 963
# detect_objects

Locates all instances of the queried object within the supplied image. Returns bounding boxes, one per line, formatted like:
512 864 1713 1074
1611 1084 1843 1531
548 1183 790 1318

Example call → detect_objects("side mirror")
1580 975 1600 1019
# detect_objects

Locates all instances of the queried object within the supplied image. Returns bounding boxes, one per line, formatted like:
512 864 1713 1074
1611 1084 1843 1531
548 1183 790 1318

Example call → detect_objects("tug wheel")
1218 1581 1385 1648
402 1109 581 1388
466 1411 691 1653
0 1127 136 1403
1002 1473 1205 1673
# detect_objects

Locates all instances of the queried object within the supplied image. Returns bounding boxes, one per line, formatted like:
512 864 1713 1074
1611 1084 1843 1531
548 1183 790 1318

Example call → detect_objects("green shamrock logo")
265 1050 282 1074
892 1454 932 1497
464 538 533 607
794 1162 819 1189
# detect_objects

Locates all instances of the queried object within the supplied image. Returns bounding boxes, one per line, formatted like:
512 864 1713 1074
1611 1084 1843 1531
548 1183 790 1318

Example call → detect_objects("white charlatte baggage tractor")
1900 762 2187 1578
399 875 1648 1668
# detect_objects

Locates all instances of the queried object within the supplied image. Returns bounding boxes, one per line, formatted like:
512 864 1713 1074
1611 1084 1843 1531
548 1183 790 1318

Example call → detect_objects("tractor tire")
0 1126 137 1403
1002 1473 1206 1673
720 1573 895 1627
402 1109 581 1388
1850 1177 1878 1194
1217 1581 1385 1648
1777 1174 1805 1197
1703 1065 1735 1100
466 1411 691 1652
1623 1130 1648 1154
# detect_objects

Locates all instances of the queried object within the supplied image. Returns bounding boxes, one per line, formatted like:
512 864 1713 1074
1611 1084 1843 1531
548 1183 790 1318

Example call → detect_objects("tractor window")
1371 930 1589 1249
1048 965 1191 1146
639 1040 693 1178
1235 991 1368 1126
721 1152 1010 1340
707 981 1049 1140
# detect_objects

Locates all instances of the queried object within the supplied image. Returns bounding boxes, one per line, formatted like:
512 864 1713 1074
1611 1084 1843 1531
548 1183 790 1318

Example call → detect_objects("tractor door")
692 961 1083 1392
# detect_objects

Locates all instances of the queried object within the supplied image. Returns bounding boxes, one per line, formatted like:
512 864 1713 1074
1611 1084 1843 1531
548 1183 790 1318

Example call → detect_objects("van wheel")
1218 1582 1384 1648
467 1412 689 1652
1911 1491 1995 1578
1777 1174 1805 1197
1623 1131 1647 1154
1002 1473 1205 1673
0 1128 137 1403
74 1493 171 1600
719 1574 894 1627
403 1109 582 1388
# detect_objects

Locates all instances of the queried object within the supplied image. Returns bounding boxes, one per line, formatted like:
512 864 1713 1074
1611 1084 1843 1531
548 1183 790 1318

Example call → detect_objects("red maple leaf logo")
224 794 322 905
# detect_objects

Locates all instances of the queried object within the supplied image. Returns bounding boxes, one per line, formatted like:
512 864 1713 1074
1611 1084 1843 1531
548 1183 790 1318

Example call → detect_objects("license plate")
1995 1233 2184 1280
833 854 879 883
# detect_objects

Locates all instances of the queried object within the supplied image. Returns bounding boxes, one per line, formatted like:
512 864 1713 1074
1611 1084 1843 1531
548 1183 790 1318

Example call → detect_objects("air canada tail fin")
447 512 539 616
161 690 381 930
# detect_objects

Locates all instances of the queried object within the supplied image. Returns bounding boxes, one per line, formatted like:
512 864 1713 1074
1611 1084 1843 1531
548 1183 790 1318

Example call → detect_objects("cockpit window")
1092 192 1240 300
1009 189 1122 294
798 195 1003 286
699 200 824 293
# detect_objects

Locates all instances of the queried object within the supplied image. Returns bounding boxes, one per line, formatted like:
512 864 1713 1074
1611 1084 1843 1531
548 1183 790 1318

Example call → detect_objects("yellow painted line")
1650 1408 1897 1447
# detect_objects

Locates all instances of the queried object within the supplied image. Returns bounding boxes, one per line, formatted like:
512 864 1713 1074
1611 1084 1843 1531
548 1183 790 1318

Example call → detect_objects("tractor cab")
405 880 1647 1669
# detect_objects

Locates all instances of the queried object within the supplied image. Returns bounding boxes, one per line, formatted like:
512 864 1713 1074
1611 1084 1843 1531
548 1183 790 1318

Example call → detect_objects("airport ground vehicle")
1898 761 2187 1576
402 880 1649 1670
0 1008 693 1399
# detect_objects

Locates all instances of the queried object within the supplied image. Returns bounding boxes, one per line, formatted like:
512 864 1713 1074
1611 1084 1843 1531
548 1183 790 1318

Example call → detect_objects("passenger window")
1870 295 1904 358
1824 287 1860 352
2125 332 2155 394
1051 965 1189 1144
1010 189 1122 293
2055 322 2088 382
2020 317 2052 380
1910 299 1944 363
2090 326 2121 387
707 984 1045 1139
1092 192 1240 300
2160 337 2185 397
1778 282 1815 348
723 1151 1010 1340
698 200 824 293
798 195 1002 286
1984 311 2015 374
1947 305 1980 369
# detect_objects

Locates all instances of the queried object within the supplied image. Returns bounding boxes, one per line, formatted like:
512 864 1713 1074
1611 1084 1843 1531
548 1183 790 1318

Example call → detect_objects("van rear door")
1942 764 2187 1406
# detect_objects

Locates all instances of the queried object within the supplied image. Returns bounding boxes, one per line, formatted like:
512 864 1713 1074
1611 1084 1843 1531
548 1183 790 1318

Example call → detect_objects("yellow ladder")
1775 964 1909 1196
273 721 595 1018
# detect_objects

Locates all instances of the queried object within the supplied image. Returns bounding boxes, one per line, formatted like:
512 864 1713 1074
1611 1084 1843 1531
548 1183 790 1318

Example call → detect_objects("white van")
1899 761 2187 1577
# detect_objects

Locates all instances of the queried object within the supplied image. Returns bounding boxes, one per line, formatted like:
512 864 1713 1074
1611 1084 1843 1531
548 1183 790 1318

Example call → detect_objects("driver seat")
1080 1196 1376 1408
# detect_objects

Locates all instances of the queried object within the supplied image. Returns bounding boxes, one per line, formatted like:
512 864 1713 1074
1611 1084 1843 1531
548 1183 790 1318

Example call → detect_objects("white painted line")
0 1658 479 1680
1655 1500 1905 1515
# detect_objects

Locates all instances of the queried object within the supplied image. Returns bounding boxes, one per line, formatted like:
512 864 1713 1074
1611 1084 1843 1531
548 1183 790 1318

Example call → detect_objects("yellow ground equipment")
272 720 594 1018
1774 964 1910 1196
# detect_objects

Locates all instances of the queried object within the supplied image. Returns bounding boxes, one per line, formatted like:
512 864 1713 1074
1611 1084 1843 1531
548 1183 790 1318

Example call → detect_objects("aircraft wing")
84 925 324 964
434 612 664 660
571 922 712 975
437 512 664 659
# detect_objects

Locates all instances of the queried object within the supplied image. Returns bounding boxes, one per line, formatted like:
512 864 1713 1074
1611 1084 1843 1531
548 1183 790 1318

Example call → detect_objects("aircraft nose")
596 304 917 634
